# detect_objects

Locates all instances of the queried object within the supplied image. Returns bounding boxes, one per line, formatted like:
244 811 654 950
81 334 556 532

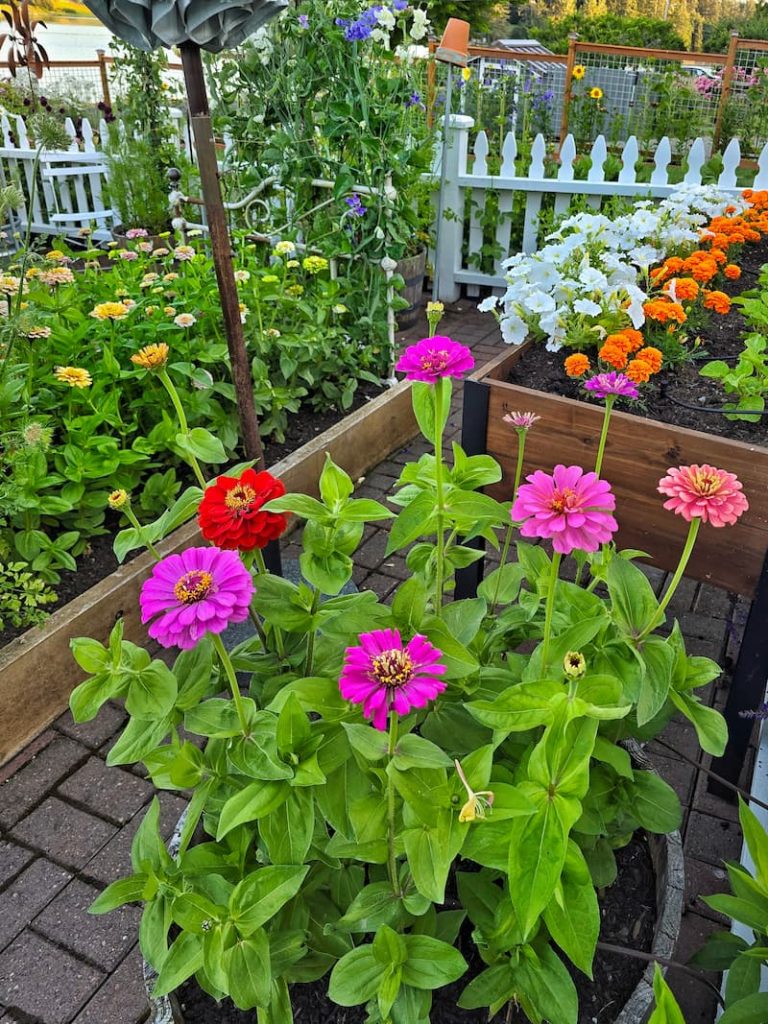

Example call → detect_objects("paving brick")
684 857 731 922
0 841 34 889
33 878 140 971
11 798 117 870
650 717 703 764
652 753 696 807
665 578 699 615
58 758 153 826
691 766 740 824
694 585 735 621
0 859 71 952
83 792 188 885
0 736 89 829
358 574 399 603
0 930 104 1024
666 911 722 1024
356 529 391 570
685 810 744 867
71 945 149 1024
55 702 127 750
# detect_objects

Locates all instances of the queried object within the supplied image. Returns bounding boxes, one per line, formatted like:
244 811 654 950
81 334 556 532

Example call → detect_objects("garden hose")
660 353 768 417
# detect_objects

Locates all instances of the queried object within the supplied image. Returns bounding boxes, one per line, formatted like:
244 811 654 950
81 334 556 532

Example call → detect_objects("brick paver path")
0 303 754 1023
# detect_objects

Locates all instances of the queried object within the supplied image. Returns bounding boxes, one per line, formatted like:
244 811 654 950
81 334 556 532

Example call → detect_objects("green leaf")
260 789 314 865
607 557 659 637
125 661 178 720
717 992 768 1024
264 493 329 520
276 694 311 759
391 577 428 634
703 895 768 933
90 875 147 914
543 842 599 977
131 799 171 875
185 699 244 738
178 427 227 464
230 865 309 935
740 798 768 891
342 723 390 761
335 883 402 933
458 963 514 1009
508 793 569 938
393 733 452 770
107 714 172 766
648 964 686 1024
669 691 727 756
441 599 487 646
328 946 386 1006
403 808 465 903
217 782 289 840
637 637 674 727
412 380 450 444
401 936 467 990
631 771 682 833
591 736 633 779
478 563 525 605
690 931 748 971
152 931 203 997
69 672 120 723
386 491 435 555
421 618 478 678
226 931 272 1010
319 454 354 507
70 637 109 674
467 681 557 734
725 952 762 1007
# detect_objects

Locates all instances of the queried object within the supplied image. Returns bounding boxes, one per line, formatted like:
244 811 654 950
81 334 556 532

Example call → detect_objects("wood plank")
478 348 768 597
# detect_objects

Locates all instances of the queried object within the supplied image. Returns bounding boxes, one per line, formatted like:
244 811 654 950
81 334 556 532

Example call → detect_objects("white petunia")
573 297 602 316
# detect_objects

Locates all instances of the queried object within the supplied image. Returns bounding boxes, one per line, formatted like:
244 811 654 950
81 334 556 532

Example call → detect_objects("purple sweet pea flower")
345 193 367 217
298 13 309 28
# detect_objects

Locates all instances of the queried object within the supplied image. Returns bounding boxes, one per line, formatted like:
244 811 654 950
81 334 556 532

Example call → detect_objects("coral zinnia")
140 547 254 649
396 336 474 383
512 465 617 554
658 465 748 527
198 469 287 551
583 371 639 400
339 629 447 731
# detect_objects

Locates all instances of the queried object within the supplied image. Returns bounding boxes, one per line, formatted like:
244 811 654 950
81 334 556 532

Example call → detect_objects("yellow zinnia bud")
108 489 130 510
563 651 586 680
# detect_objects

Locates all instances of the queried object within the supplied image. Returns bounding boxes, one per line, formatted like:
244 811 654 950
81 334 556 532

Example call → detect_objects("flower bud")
563 651 586 680
108 489 130 510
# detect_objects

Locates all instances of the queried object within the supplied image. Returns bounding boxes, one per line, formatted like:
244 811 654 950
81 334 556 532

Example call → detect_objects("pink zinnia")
395 336 474 383
512 464 618 554
339 628 447 731
583 372 639 400
503 410 540 429
125 228 149 239
140 547 254 649
658 464 748 527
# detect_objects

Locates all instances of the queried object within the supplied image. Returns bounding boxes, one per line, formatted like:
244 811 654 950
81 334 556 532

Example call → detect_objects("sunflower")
572 64 586 80
589 87 603 100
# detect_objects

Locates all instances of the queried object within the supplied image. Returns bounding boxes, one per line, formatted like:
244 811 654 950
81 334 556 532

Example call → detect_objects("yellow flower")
40 267 75 287
273 240 296 257
0 275 23 295
163 272 179 282
140 273 159 288
589 87 603 101
262 274 280 284
145 305 158 315
427 301 444 315
152 247 170 258
25 267 40 279
45 249 71 264
461 66 472 82
55 366 92 388
108 489 130 510
239 303 250 323
131 343 169 370
564 651 586 679
572 64 586 80
174 245 195 261
174 313 196 328
164 305 176 315
332 304 348 314
286 259 300 269
265 328 281 338
454 759 494 823
302 255 329 274
90 301 130 321
286 284 304 297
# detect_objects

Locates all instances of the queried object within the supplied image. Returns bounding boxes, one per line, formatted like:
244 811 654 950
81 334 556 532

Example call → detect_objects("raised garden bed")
0 380 418 766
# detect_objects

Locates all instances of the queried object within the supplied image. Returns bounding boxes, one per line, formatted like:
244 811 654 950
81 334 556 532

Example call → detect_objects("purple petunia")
583 371 639 401
140 547 254 650
340 628 447 731
396 336 475 384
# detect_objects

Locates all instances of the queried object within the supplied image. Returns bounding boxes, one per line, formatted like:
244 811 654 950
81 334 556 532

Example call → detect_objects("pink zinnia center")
548 487 578 515
224 484 257 515
420 350 449 373
690 469 724 497
174 569 214 604
371 649 414 688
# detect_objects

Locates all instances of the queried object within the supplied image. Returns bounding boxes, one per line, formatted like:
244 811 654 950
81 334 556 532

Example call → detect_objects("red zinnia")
198 469 287 550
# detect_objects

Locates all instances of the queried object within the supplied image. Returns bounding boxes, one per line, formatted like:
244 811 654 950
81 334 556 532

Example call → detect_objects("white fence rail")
432 114 768 302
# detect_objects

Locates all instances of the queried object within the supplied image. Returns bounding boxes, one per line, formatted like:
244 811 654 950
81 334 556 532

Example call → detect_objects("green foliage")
532 13 685 53
707 5 768 52
426 1 500 34
0 559 57 630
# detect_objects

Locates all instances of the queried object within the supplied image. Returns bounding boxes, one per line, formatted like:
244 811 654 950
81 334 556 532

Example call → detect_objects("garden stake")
180 41 265 468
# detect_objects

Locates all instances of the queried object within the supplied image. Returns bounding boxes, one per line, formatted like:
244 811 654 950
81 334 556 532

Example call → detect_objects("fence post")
426 38 437 129
713 31 739 153
433 113 473 303
559 33 579 151
97 49 111 109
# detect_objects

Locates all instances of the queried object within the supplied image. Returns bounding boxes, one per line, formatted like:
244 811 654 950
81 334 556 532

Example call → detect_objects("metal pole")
431 64 453 303
179 41 265 468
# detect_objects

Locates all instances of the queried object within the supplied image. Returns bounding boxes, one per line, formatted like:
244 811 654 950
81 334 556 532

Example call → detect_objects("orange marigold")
703 290 731 315
643 299 687 324
635 346 663 374
598 342 628 370
621 328 645 352
668 277 699 302
564 353 591 378
625 359 653 384
683 254 718 283
724 264 741 280
709 249 727 265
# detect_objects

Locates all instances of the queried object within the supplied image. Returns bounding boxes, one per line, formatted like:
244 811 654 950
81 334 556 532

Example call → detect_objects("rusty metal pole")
179 41 265 468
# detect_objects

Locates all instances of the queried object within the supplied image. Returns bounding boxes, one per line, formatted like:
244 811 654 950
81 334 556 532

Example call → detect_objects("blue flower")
345 194 367 217
405 91 423 108
298 13 309 28
393 0 408 9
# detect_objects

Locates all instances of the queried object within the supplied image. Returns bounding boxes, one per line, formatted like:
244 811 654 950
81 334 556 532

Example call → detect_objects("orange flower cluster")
564 353 591 377
626 346 663 384
703 290 731 314
724 264 741 280
643 299 687 325
595 329 644 370
666 277 699 301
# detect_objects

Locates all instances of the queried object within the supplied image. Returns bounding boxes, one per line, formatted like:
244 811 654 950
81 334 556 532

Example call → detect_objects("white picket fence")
432 114 768 302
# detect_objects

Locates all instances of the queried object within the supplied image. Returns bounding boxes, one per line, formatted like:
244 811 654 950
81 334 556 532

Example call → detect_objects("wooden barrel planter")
463 344 768 598
395 248 427 329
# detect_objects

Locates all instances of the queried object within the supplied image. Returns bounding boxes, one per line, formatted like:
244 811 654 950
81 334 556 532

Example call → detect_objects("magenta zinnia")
583 372 639 400
512 464 618 554
395 336 474 384
339 629 447 731
140 547 254 649
658 464 748 527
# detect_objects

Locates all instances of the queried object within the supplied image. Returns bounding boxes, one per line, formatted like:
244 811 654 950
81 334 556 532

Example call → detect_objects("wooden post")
179 41 265 468
96 49 111 109
713 31 739 153
426 38 437 129
559 33 579 150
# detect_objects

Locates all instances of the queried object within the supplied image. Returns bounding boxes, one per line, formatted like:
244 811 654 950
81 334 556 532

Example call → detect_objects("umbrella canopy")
83 0 287 52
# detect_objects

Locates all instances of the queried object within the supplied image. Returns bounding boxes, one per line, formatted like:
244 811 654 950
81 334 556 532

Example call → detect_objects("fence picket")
493 132 518 274
755 141 768 190
554 134 576 218
618 136 639 184
586 134 607 209
650 137 672 186
13 115 46 230
521 133 546 253
465 132 490 296
684 138 706 185
718 137 741 189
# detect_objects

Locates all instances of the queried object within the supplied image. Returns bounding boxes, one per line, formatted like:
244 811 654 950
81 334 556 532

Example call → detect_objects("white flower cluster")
481 186 748 351
250 26 274 66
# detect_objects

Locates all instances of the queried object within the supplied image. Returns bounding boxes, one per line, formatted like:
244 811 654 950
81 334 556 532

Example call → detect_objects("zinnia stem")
211 633 250 735
124 506 161 560
433 377 446 619
594 395 615 478
303 590 321 675
387 711 401 897
541 551 562 673
491 430 527 612
158 368 207 490
640 517 701 640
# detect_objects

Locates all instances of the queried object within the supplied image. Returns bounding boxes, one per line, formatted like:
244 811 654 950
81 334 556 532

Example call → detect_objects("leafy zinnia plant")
70 335 746 1024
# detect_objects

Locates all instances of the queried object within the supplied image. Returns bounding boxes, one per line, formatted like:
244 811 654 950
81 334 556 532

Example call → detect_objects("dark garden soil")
179 835 655 1024
0 384 384 650
507 238 768 448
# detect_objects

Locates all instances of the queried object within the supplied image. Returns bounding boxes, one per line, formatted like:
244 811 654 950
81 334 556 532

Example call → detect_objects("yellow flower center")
549 487 577 514
174 570 214 604
224 484 257 515
691 470 723 497
371 649 414 688
420 350 450 373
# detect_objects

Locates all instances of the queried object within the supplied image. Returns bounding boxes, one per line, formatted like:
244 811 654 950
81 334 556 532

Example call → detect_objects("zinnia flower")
174 245 195 261
108 489 130 510
125 228 148 239
90 301 130 321
140 547 254 649
174 313 197 328
396 336 474 383
584 371 639 400
131 343 169 370
302 255 329 274
25 325 51 339
198 469 287 550
503 410 540 429
55 366 92 388
512 465 618 554
658 465 748 527
564 353 591 377
339 629 447 730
